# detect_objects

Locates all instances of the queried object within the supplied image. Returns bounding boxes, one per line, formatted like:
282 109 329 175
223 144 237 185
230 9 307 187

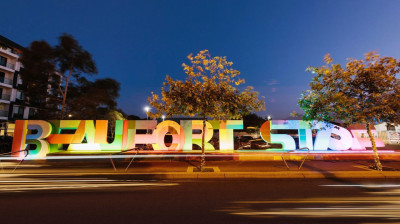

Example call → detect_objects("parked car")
239 135 254 143
239 139 270 150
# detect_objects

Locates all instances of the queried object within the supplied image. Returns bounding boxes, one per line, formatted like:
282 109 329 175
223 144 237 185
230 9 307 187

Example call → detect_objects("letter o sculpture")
152 120 185 150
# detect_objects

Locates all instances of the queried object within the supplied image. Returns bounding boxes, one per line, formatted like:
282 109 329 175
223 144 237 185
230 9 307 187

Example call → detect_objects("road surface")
0 177 399 224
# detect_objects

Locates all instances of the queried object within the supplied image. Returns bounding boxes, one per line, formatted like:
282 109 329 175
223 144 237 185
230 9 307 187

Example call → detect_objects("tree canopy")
149 50 265 120
243 113 267 129
300 52 400 124
20 33 97 119
66 77 121 120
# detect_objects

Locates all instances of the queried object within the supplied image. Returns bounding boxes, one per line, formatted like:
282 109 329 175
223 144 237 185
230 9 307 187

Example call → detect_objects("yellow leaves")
324 53 333 64
148 49 265 119
302 51 400 125
196 66 203 72
364 51 379 61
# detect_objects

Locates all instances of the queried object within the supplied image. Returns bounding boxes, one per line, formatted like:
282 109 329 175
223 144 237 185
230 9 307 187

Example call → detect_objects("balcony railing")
0 47 20 58
0 94 11 101
0 61 15 70
0 110 9 117
0 45 18 54
0 77 13 85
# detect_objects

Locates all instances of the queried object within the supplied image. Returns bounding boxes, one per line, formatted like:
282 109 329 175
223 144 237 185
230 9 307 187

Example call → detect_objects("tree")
20 41 61 119
299 52 400 171
127 114 141 120
243 113 266 129
66 77 120 120
149 50 265 170
21 34 97 119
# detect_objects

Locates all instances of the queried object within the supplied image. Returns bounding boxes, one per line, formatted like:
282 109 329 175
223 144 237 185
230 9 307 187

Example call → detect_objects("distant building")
0 35 33 135
375 122 400 144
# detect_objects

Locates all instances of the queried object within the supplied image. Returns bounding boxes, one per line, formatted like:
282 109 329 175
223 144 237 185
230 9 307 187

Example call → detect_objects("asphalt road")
1 177 400 224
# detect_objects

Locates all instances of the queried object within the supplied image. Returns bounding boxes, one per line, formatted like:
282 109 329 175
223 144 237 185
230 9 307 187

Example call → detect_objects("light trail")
0 179 178 193
322 184 400 188
224 186 400 220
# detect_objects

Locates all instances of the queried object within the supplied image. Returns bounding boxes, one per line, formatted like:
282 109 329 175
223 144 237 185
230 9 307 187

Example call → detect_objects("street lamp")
144 106 150 120
162 115 165 121
144 106 150 134
267 115 271 120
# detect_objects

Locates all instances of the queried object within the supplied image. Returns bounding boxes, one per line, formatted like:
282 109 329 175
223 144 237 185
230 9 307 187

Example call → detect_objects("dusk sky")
2 0 400 119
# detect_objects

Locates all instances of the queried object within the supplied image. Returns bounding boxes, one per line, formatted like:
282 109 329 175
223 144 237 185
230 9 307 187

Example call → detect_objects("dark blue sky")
2 0 400 119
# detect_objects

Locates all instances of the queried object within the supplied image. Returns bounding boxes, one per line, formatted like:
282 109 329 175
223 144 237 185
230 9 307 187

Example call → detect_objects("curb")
2 171 399 180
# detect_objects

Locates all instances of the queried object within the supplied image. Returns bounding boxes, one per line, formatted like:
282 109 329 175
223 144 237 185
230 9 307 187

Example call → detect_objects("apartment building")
0 35 33 125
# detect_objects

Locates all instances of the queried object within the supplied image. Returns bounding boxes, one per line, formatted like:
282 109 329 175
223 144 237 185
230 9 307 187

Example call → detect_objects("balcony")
0 94 11 101
0 61 15 71
0 46 19 58
0 76 13 85
0 110 9 117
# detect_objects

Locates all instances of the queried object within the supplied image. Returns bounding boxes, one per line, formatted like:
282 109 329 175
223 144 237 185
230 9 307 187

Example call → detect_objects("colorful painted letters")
11 119 384 159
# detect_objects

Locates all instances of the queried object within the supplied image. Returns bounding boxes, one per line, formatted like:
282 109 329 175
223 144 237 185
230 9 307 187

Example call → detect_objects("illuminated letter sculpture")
153 120 185 150
12 120 53 159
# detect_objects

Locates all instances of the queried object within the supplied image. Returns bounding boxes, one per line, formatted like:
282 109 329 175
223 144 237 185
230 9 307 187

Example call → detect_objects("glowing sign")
11 120 384 159
260 120 384 151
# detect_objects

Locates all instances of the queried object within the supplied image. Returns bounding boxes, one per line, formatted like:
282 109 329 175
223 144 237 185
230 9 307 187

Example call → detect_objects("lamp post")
267 115 271 121
144 106 150 134
144 106 150 120
162 115 165 121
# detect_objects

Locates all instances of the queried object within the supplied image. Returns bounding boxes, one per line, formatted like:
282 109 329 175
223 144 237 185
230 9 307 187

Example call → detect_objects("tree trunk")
366 123 383 171
60 91 67 119
60 68 72 120
200 117 206 171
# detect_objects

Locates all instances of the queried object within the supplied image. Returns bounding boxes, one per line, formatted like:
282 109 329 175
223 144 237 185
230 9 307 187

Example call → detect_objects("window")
0 72 4 82
16 91 24 100
13 106 24 115
0 56 7 66
387 124 396 131
28 108 35 118
17 75 22 84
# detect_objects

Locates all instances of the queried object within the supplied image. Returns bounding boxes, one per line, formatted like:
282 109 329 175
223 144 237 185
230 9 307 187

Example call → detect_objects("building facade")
0 35 34 135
